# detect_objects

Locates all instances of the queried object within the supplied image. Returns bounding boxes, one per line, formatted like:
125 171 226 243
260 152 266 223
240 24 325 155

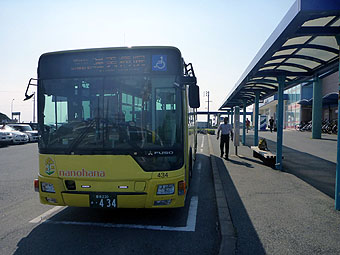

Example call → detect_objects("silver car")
1 125 29 144
7 124 39 142
0 130 13 146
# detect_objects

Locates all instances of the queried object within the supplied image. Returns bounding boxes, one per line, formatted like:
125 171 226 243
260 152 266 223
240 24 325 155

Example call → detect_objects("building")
258 71 338 129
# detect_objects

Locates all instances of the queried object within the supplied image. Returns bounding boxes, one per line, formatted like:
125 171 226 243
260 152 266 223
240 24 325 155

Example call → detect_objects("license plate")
89 193 117 208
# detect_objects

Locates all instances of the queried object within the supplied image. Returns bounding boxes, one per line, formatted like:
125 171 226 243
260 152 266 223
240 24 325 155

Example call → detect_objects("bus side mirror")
189 84 200 108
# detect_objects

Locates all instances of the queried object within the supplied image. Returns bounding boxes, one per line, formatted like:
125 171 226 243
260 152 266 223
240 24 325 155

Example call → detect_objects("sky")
0 0 295 122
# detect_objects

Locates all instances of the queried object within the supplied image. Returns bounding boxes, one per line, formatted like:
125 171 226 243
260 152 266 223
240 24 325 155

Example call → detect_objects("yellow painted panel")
62 193 89 207
37 154 188 208
39 154 153 181
134 182 146 192
117 195 147 208
38 174 66 206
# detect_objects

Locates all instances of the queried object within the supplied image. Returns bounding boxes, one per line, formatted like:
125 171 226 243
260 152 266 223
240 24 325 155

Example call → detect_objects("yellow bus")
28 46 200 208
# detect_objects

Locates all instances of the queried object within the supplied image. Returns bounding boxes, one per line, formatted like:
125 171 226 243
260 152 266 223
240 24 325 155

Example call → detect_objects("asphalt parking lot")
0 135 220 255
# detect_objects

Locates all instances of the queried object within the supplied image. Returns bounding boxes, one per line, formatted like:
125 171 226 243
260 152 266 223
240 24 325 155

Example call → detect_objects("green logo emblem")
45 158 56 175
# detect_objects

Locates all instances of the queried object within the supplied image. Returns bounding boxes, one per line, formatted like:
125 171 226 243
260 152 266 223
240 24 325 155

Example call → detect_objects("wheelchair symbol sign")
152 55 167 71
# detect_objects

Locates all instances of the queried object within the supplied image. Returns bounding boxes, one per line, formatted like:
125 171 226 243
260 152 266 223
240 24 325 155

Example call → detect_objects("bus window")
156 88 178 146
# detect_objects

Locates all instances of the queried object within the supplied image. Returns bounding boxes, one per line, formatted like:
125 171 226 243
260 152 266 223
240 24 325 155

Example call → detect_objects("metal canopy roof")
220 0 340 109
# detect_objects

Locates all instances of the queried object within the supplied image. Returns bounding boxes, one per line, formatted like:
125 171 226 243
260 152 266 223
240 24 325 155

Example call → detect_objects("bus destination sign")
39 48 181 79
71 54 147 74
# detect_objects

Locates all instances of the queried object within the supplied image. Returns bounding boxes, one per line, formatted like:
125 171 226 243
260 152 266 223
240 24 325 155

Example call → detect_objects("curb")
208 135 236 255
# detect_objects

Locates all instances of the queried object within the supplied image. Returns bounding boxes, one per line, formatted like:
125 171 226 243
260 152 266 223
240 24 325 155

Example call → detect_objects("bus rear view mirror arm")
180 62 197 85
179 76 197 85
24 78 38 101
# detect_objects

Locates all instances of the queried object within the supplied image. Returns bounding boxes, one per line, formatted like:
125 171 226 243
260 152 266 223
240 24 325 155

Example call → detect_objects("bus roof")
39 46 181 58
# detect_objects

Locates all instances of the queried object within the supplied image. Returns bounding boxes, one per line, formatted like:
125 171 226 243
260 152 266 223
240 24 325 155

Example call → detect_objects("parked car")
0 125 29 144
7 124 39 142
22 122 38 131
0 130 13 146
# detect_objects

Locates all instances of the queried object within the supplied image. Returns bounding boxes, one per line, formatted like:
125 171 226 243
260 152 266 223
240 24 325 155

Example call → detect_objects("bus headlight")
41 182 56 193
157 184 175 195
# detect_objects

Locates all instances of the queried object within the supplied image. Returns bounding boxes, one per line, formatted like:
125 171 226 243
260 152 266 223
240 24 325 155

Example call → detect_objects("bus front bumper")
36 175 186 208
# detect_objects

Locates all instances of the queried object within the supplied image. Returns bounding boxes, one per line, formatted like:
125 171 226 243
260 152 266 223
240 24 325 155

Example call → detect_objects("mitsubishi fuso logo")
154 151 174 155
146 150 174 156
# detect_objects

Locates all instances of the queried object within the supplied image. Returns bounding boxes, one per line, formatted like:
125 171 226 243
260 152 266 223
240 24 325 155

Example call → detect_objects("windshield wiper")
67 119 96 154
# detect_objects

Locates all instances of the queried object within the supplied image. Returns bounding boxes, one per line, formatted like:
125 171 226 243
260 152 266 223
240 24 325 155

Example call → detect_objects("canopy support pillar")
254 91 260 146
275 76 285 171
335 34 340 210
231 109 234 127
242 100 247 145
312 76 322 139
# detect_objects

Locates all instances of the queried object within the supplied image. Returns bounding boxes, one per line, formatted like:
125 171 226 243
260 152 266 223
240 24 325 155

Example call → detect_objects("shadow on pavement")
237 155 264 166
244 135 336 199
228 158 254 168
213 155 266 255
14 206 188 255
14 153 220 255
319 137 337 142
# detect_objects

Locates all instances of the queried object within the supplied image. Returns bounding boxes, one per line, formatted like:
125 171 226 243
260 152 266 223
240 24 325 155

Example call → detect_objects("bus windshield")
39 75 183 158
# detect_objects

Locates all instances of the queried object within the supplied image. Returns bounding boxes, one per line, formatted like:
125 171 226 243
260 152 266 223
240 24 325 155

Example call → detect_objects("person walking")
246 118 250 133
269 116 274 132
217 117 233 160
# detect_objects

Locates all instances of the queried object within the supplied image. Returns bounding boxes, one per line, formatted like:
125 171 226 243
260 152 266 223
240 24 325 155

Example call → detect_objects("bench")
250 146 280 167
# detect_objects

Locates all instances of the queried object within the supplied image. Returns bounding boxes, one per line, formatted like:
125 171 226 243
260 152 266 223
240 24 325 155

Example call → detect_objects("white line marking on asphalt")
184 196 198 231
43 196 199 232
29 206 64 223
201 136 205 148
